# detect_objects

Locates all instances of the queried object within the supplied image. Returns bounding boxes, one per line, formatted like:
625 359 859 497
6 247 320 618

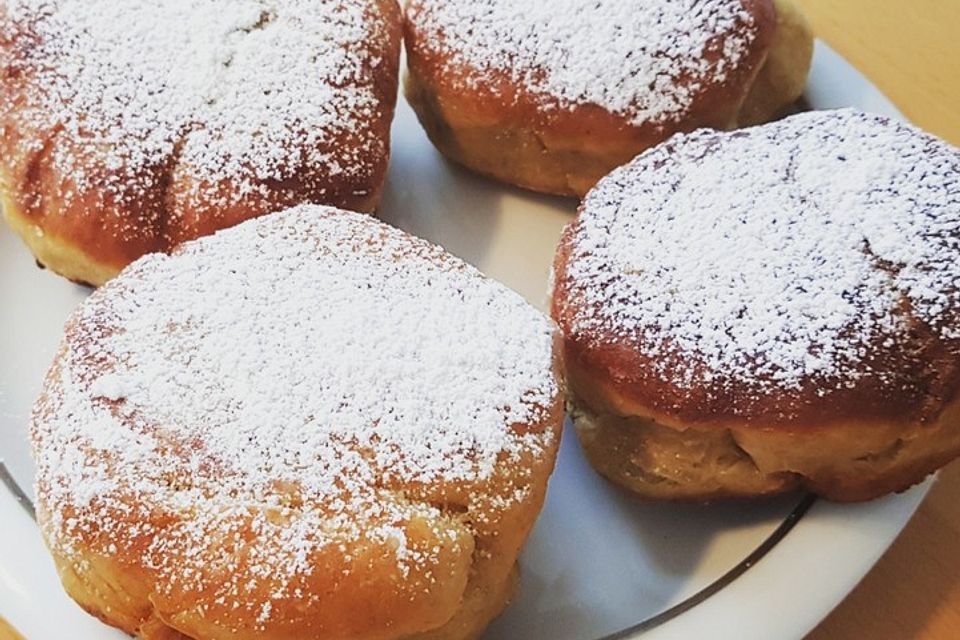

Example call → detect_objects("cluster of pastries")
2 0 958 639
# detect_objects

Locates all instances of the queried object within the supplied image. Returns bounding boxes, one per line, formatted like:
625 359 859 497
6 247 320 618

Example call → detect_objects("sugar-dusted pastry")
32 205 563 639
404 0 812 196
0 0 401 285
552 109 960 501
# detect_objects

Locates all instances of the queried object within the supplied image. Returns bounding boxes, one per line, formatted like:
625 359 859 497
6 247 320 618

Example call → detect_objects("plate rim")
622 39 931 640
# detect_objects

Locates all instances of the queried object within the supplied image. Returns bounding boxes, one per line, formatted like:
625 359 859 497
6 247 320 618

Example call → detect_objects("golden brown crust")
552 216 960 433
562 301 960 503
738 0 814 126
41 397 562 640
403 0 809 197
567 373 960 502
33 206 564 639
0 0 402 286
550 110 960 502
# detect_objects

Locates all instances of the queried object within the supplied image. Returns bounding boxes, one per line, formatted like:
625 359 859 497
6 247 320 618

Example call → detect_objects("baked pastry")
0 0 401 286
404 0 812 197
32 205 563 639
551 109 960 502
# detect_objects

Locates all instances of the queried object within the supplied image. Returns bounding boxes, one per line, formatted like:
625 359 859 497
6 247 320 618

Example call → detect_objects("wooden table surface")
1 2 958 640
793 0 960 638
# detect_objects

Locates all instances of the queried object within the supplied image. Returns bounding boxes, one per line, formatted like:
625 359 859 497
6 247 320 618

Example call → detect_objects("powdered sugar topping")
408 0 762 125
561 109 960 392
3 0 389 206
33 205 558 622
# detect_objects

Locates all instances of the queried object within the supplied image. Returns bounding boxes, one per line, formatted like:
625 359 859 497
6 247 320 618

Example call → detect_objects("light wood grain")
0 618 23 640
793 1 960 638
793 0 960 145
806 465 960 640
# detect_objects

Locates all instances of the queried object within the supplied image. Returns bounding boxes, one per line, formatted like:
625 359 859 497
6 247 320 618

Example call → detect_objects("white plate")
0 41 931 640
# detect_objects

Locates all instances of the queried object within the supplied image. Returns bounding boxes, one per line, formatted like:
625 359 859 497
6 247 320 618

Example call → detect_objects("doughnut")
31 205 563 639
0 0 401 286
403 0 812 197
551 109 960 502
